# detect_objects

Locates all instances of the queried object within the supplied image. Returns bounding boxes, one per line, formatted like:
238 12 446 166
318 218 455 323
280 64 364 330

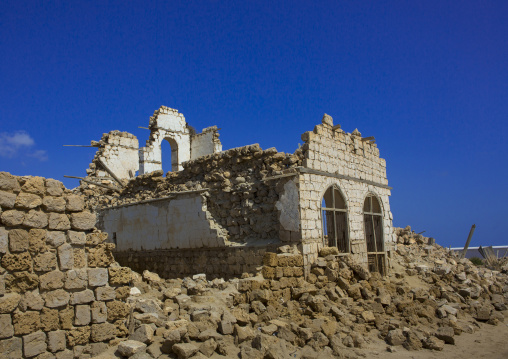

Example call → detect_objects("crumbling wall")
298 115 395 268
87 131 139 181
190 125 222 159
0 172 131 358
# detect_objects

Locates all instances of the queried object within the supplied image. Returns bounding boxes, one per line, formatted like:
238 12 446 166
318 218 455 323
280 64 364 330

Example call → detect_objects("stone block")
70 289 95 305
172 343 199 359
14 192 42 210
87 244 115 267
1 209 25 226
21 177 45 196
8 228 29 252
91 301 107 324
0 336 23 358
46 231 66 247
23 209 48 228
106 301 129 321
86 232 108 246
23 331 48 358
66 326 90 346
40 308 59 331
70 212 96 230
33 251 58 272
58 243 73 270
4 271 38 293
65 269 88 289
88 268 108 287
109 267 132 285
39 270 64 290
73 248 87 268
0 227 8 253
129 324 154 344
263 252 278 267
0 172 20 192
0 190 17 209
68 231 86 245
117 340 147 357
90 322 116 343
75 305 91 326
28 229 47 253
43 289 70 308
262 267 275 279
42 196 66 212
65 195 85 212
1 252 32 271
19 291 44 311
55 349 73 359
0 314 14 339
59 308 74 330
13 311 41 335
96 286 116 301
48 213 71 230
45 179 64 197
47 330 66 353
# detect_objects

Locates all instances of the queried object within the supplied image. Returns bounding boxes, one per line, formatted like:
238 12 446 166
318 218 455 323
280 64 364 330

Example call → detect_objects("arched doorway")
363 194 386 274
161 137 179 174
321 185 349 253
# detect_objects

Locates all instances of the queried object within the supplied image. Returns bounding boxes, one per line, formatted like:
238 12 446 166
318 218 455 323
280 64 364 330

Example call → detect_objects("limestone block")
45 179 64 196
64 269 88 290
8 228 29 252
1 209 25 226
96 286 116 301
1 252 32 271
65 195 85 212
86 232 108 246
70 212 95 230
0 172 21 192
75 305 91 326
42 196 66 212
47 330 66 353
13 311 41 335
48 213 71 230
88 268 108 287
0 227 7 253
43 289 70 308
14 192 42 210
68 231 86 245
33 251 57 272
40 307 59 331
88 244 115 267
0 190 16 208
4 271 38 293
106 301 129 321
47 231 66 247
19 291 44 311
28 229 47 253
58 243 73 270
0 314 14 339
39 270 64 290
23 210 48 229
117 340 147 357
22 331 47 358
73 248 87 268
59 308 74 330
21 177 45 196
70 289 95 305
66 326 90 347
109 267 132 285
91 301 107 324
91 322 116 342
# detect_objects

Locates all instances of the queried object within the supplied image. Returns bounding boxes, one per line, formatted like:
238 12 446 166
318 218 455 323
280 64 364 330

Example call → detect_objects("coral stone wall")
0 172 130 359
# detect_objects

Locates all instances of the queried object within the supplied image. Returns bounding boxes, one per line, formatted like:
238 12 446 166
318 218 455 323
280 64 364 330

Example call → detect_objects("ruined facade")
85 106 394 278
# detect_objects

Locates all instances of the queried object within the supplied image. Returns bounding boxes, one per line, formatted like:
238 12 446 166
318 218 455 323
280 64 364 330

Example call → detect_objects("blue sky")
1 1 507 248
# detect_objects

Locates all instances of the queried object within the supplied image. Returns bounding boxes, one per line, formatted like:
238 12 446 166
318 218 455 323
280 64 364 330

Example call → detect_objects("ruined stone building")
84 106 395 279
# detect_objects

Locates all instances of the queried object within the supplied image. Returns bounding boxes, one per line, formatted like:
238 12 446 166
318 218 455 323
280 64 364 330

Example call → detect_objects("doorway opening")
364 194 386 275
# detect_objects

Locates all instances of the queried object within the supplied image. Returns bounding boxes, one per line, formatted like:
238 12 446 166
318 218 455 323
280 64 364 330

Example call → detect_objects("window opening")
364 194 386 275
321 185 349 253
161 137 178 175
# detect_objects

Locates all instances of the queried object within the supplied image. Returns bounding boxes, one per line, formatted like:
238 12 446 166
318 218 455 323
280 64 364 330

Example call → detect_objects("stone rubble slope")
96 232 507 359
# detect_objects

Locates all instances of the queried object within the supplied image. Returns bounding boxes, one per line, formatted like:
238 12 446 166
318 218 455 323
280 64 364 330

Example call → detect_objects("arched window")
321 185 349 253
363 194 385 274
161 137 179 174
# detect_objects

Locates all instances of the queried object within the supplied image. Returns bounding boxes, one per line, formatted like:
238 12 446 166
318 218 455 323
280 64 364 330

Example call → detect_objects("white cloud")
0 131 48 161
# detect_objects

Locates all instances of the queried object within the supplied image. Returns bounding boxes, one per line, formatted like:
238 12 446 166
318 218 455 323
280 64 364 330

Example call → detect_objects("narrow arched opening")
321 185 349 253
364 194 386 275
161 137 179 175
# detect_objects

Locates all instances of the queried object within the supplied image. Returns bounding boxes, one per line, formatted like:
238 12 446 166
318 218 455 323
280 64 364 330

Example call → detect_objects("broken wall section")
0 172 130 358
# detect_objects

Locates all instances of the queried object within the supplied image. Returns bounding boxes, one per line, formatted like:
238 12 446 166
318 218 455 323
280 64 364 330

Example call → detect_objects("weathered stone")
70 289 95 305
96 286 116 301
59 307 74 330
0 172 21 192
106 300 130 321
70 211 96 230
65 195 85 212
45 179 64 196
73 247 87 268
42 196 66 212
43 289 70 308
65 269 88 289
13 311 41 335
58 243 73 270
423 336 445 351
1 252 32 271
5 271 39 293
88 268 108 287
14 192 42 210
91 322 116 342
435 326 455 345
68 230 86 245
1 209 25 226
116 286 131 300
47 330 66 353
21 177 45 196
91 301 107 324
130 324 154 344
19 290 44 311
55 349 73 359
109 267 132 285
8 228 29 252
117 340 147 357
386 329 405 346
0 314 14 339
172 343 199 359
0 190 17 209
48 213 71 230
23 209 48 228
46 231 66 247
39 270 64 290
67 326 90 346
88 244 115 267
0 336 23 359
75 305 91 326
90 342 109 357
86 231 108 246
234 324 256 343
33 251 57 272
40 307 60 331
28 228 47 253
23 331 47 358
0 226 8 253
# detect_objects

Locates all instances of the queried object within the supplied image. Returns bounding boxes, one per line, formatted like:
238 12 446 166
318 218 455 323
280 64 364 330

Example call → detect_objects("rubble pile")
103 240 507 358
